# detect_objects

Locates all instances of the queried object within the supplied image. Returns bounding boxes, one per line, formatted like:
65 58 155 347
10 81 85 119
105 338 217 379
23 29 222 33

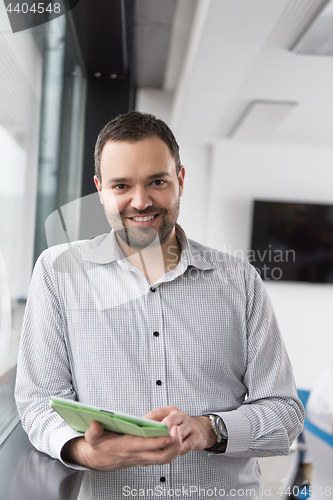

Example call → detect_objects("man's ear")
94 175 104 205
178 166 185 197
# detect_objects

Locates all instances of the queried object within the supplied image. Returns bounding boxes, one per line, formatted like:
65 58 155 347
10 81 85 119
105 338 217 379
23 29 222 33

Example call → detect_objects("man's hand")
144 406 217 455
61 405 217 470
61 420 181 471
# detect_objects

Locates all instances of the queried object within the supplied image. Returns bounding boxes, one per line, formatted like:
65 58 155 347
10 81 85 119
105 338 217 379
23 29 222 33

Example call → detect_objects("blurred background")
1 0 333 496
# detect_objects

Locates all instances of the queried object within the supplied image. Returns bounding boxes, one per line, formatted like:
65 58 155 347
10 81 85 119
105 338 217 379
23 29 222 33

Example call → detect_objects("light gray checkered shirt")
15 225 304 500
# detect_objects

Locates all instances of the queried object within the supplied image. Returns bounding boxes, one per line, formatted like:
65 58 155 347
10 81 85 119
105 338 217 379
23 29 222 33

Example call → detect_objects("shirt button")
156 380 162 386
153 331 159 337
160 476 166 483
150 287 156 292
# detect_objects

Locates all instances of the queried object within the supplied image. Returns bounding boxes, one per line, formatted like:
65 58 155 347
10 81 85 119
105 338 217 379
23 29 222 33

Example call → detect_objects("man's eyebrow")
147 171 171 180
108 176 131 184
108 171 171 183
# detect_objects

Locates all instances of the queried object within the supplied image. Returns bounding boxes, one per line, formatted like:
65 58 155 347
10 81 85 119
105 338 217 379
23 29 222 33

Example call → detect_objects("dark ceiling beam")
70 0 129 76
134 0 177 88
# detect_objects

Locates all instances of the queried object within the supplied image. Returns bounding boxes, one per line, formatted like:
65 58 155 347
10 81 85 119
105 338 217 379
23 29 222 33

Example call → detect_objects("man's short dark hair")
94 111 181 182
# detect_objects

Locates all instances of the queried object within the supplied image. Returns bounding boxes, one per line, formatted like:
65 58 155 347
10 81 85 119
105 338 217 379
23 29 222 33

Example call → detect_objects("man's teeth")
131 215 156 222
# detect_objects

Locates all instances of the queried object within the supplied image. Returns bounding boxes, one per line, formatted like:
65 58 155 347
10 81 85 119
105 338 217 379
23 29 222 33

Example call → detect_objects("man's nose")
130 186 153 211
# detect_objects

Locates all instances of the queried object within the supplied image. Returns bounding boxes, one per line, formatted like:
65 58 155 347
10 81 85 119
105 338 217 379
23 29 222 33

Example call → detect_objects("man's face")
94 136 185 249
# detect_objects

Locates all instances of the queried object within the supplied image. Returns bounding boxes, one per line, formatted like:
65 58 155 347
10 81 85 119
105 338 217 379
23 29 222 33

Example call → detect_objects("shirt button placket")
148 285 169 482
148 285 167 406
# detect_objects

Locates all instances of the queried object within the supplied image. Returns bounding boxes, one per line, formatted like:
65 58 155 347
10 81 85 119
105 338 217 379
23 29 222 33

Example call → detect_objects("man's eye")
152 180 165 186
114 184 127 190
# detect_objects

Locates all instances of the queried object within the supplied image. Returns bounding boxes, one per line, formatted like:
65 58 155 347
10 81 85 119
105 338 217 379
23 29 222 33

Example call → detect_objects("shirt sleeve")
14 251 86 470
217 265 305 457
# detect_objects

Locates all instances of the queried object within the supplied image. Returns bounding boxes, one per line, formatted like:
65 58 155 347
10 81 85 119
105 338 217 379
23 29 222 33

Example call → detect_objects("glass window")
0 3 43 441
0 4 86 442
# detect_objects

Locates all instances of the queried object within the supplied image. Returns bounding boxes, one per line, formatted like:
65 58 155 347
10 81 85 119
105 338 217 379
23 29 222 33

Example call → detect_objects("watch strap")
204 439 227 453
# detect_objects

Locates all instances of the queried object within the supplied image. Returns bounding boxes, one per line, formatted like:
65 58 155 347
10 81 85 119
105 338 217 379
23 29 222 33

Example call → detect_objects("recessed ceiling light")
227 101 297 141
291 0 333 56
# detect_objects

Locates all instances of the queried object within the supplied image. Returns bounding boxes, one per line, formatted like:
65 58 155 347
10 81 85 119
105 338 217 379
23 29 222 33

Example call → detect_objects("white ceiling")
137 0 333 147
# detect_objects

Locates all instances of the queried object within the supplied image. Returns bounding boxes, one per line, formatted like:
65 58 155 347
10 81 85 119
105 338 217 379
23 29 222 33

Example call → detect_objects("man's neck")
115 228 182 284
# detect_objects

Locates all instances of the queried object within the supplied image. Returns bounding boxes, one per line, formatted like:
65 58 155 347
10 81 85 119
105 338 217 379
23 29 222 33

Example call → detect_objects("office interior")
1 0 333 498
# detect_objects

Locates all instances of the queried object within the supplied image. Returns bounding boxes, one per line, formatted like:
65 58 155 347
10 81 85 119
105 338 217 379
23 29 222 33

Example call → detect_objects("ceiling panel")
171 0 292 140
164 0 333 148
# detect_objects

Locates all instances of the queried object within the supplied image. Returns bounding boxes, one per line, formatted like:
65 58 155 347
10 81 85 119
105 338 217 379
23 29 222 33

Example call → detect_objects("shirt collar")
175 225 214 271
83 224 214 271
83 231 124 264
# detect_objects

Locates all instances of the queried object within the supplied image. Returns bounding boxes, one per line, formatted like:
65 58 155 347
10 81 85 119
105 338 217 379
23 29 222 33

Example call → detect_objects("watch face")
215 416 228 440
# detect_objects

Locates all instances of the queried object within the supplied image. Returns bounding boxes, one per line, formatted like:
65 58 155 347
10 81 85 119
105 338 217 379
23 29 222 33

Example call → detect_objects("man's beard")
103 196 180 250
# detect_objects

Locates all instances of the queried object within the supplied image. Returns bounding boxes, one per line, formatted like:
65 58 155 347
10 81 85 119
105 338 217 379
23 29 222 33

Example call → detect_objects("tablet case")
50 397 170 437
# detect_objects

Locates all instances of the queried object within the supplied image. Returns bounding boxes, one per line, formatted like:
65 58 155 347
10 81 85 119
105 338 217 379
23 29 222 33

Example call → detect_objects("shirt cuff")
215 409 252 456
49 425 89 471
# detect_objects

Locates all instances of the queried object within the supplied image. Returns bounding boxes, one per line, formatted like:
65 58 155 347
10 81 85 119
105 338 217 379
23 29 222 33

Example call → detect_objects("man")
15 111 304 499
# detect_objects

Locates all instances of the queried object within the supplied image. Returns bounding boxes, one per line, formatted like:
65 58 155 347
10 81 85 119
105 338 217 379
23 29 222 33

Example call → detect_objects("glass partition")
34 14 86 261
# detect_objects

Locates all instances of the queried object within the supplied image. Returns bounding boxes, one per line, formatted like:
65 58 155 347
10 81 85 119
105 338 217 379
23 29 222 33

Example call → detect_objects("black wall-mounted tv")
249 200 333 283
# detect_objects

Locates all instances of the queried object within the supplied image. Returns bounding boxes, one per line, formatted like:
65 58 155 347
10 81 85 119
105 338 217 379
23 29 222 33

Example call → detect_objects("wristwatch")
204 414 228 453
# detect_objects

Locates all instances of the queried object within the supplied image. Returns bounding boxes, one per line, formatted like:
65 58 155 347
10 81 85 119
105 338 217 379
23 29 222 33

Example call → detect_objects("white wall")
205 140 333 390
176 140 212 243
136 89 174 125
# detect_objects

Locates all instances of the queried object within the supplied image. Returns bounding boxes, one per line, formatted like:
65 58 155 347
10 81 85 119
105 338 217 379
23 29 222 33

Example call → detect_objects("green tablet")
50 397 170 438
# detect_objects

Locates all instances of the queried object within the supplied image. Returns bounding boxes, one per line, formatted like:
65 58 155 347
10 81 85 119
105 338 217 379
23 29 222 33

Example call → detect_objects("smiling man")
15 112 304 500
95 136 183 247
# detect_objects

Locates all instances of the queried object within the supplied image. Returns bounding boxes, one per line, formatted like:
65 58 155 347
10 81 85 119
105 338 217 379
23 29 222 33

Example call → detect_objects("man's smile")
126 214 160 226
